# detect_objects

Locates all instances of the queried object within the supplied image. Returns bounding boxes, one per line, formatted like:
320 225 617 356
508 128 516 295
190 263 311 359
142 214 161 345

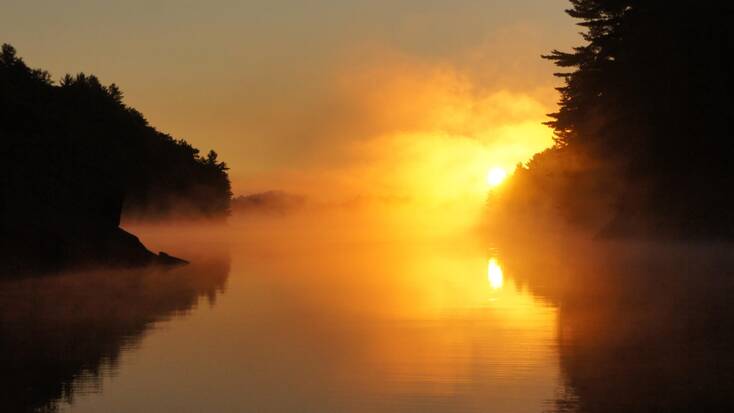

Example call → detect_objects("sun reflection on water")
488 258 504 289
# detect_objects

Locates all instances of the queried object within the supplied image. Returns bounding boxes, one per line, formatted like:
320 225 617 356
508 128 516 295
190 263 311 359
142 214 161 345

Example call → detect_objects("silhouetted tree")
0 44 231 273
1 43 231 220
495 1 734 239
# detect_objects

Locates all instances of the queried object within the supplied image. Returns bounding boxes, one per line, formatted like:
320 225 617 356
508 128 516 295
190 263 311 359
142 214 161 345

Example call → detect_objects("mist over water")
4 206 734 412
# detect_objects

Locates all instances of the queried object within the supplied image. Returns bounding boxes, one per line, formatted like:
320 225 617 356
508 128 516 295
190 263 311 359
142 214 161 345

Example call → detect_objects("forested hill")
0 43 230 274
0 43 231 219
491 1 734 239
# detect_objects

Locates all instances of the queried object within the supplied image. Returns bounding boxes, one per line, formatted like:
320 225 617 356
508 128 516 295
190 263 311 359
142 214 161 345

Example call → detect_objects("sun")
487 167 508 187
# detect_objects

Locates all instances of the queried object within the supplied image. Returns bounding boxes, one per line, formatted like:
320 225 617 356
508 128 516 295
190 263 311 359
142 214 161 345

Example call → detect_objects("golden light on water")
488 258 504 289
487 167 508 188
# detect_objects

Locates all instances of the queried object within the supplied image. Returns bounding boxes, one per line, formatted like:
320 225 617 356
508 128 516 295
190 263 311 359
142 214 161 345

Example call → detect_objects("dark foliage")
0 43 231 221
497 1 734 239
0 44 229 273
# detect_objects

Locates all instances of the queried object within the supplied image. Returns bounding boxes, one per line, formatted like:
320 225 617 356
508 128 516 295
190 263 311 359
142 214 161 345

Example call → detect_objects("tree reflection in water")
0 256 229 412
498 240 734 413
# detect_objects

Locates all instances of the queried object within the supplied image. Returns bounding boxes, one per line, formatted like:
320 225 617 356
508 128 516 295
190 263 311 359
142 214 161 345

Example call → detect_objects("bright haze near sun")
4 0 577 228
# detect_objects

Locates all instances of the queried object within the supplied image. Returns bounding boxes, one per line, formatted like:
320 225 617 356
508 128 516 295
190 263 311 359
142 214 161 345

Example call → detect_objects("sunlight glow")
487 167 508 187
488 258 504 289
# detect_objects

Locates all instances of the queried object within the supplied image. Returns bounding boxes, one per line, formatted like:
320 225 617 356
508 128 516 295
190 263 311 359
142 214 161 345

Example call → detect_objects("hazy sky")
4 0 577 204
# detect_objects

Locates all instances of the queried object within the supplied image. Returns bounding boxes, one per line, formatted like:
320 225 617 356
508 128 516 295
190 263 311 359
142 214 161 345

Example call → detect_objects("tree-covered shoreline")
0 43 231 274
491 0 734 239
0 43 231 221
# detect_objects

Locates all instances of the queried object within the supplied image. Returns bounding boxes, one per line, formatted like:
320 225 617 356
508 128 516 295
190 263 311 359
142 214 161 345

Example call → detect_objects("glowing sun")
487 167 508 187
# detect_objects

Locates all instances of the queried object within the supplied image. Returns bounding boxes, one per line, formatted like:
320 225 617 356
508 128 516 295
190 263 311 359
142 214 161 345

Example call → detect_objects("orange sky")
4 0 578 207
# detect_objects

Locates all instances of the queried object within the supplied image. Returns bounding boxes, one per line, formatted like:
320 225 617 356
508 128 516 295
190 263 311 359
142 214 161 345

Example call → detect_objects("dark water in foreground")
2 217 734 412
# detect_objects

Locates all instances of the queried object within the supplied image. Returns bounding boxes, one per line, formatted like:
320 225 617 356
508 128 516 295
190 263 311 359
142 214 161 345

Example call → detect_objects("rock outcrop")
0 44 188 276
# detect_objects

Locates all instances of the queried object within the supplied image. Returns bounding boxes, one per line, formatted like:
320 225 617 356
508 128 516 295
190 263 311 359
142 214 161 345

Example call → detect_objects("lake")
3 211 734 412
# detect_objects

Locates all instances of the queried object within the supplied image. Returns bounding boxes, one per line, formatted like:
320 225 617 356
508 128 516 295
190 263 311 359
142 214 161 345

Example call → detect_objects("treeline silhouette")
0 44 230 273
0 43 231 220
492 1 734 239
231 191 306 216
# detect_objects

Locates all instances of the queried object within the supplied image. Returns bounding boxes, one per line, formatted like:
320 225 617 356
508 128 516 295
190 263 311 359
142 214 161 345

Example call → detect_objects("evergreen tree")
0 43 233 273
498 1 734 238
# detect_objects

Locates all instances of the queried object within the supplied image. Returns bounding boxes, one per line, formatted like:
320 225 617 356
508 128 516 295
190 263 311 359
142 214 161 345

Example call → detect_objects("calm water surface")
3 213 734 412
